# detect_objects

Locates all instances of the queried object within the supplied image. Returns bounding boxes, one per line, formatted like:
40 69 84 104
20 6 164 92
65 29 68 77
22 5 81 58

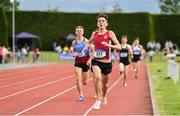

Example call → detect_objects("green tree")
158 0 180 14
0 0 19 10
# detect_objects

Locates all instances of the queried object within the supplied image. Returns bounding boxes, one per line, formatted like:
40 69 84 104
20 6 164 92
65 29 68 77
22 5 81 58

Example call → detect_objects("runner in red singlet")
87 14 120 109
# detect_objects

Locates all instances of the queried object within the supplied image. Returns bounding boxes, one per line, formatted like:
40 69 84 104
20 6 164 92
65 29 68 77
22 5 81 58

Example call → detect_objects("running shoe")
93 100 101 110
94 94 97 99
123 81 127 87
101 97 108 105
77 95 84 101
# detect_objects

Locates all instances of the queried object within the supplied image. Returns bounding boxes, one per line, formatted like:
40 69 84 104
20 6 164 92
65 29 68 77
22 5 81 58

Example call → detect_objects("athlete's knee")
104 83 109 88
95 76 101 82
76 78 82 84
119 70 123 75
124 71 128 76
82 79 87 85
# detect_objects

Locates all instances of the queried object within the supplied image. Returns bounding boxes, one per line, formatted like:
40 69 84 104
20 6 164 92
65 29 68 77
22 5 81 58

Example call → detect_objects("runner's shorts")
74 63 89 72
91 59 112 75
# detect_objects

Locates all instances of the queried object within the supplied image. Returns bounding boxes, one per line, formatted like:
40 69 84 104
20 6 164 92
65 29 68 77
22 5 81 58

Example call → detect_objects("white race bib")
134 51 140 55
94 49 106 58
120 52 128 57
76 52 85 57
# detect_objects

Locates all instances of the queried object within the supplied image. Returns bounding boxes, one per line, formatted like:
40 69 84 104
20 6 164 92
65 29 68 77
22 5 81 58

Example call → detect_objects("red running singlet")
93 31 111 61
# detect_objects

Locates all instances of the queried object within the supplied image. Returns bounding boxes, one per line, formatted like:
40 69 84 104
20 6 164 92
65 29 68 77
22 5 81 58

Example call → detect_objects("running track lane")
0 70 74 98
0 64 76 114
85 63 153 115
0 63 153 115
0 64 72 83
14 65 119 115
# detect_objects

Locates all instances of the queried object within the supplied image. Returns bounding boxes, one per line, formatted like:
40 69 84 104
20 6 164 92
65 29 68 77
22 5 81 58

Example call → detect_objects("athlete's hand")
70 51 76 57
101 41 110 47
86 59 91 67
131 55 134 60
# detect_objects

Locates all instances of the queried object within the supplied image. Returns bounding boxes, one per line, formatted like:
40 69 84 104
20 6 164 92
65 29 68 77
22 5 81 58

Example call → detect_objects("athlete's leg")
92 65 102 109
132 61 137 78
92 65 102 100
132 62 136 71
74 67 83 96
124 65 129 86
82 71 89 85
82 64 90 85
135 61 140 78
101 74 110 105
119 63 124 83
93 73 98 98
101 74 109 97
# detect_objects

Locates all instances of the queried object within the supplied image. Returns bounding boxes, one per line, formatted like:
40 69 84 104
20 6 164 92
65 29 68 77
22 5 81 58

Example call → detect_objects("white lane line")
83 75 123 116
0 70 72 88
0 75 74 100
14 78 93 116
14 86 76 116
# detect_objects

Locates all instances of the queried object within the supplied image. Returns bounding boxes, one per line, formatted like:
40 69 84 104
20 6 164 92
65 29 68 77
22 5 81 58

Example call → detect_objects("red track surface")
0 63 153 115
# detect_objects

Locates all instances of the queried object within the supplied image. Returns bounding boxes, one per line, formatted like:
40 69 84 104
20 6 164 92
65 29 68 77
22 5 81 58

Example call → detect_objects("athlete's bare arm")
88 32 95 44
71 40 76 57
140 45 144 59
87 44 94 65
128 45 133 58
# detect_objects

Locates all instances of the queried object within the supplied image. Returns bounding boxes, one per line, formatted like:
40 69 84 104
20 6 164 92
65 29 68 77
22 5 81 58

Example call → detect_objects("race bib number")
134 51 140 55
76 51 85 57
94 49 106 58
120 52 128 57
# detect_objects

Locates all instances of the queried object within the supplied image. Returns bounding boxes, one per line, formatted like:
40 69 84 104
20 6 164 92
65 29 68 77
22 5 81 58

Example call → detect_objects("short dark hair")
97 14 108 21
122 35 127 38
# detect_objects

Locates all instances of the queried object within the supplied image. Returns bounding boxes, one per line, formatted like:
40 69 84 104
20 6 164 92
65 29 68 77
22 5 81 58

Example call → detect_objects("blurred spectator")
62 45 69 55
152 41 156 51
24 44 30 56
147 41 153 51
148 48 155 62
165 40 173 49
15 48 22 63
5 47 12 63
173 45 180 56
2 46 8 64
21 46 28 63
55 45 62 53
52 42 57 51
163 47 169 56
155 41 161 52
33 48 40 63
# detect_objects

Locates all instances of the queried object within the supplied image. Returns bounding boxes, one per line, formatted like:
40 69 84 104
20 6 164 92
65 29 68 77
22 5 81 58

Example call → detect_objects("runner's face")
121 37 127 44
136 40 139 44
134 40 139 45
97 17 108 29
75 28 84 37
